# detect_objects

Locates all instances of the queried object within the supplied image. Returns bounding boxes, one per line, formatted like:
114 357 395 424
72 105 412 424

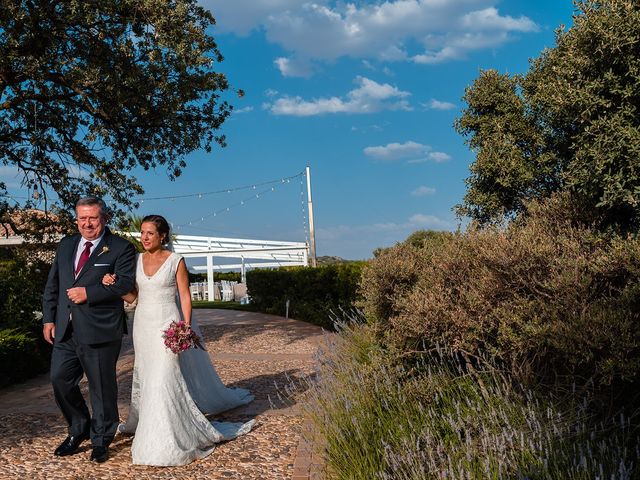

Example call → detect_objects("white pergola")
129 232 309 301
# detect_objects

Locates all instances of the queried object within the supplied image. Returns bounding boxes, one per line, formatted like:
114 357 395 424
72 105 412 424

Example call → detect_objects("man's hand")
43 323 55 344
67 287 88 304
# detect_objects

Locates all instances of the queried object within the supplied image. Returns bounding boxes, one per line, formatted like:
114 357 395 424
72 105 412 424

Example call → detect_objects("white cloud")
234 106 254 114
426 98 456 110
266 76 411 116
411 186 436 197
264 88 279 98
408 213 450 228
364 141 452 163
205 1 538 70
201 0 312 35
317 213 453 241
274 56 315 78
461 7 537 31
428 151 452 162
364 141 427 161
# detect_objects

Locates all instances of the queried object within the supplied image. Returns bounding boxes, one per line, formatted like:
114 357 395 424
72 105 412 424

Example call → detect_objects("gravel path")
0 310 325 480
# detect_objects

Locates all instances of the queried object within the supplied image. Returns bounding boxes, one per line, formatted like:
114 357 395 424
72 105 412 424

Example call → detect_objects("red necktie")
75 241 93 275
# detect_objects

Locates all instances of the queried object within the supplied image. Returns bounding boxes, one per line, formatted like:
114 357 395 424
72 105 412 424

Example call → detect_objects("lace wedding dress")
119 252 254 466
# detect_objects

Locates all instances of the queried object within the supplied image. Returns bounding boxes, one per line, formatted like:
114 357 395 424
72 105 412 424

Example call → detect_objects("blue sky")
5 1 576 260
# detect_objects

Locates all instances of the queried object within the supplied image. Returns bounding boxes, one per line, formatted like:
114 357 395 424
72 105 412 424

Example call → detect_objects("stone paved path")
0 310 325 480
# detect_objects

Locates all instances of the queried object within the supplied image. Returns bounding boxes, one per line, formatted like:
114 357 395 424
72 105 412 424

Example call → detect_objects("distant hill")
316 255 349 265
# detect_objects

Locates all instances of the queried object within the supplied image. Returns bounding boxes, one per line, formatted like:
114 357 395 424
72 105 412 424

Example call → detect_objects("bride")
103 214 254 466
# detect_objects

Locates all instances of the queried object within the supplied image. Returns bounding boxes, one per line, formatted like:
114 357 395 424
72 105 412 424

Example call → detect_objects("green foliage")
373 229 454 258
246 263 365 329
456 0 640 230
0 0 236 236
0 251 51 387
0 253 48 330
117 214 145 252
455 70 557 224
360 194 640 395
0 328 49 388
301 322 638 479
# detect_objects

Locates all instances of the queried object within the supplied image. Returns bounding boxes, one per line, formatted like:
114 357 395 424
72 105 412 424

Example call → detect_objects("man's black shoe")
54 432 89 456
90 446 108 463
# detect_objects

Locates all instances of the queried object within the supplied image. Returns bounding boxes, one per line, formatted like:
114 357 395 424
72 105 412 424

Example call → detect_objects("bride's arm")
122 289 138 304
176 258 192 326
103 273 137 303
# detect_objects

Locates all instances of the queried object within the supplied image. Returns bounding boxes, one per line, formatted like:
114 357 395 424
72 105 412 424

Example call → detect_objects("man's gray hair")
76 196 109 219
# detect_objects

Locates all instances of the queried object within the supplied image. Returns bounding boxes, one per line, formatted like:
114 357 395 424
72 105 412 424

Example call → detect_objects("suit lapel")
70 235 82 279
73 228 112 283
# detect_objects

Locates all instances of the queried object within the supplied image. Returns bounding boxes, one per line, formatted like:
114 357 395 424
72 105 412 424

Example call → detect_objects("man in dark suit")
42 196 136 463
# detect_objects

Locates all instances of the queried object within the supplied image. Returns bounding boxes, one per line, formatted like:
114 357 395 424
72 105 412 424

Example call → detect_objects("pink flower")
161 321 204 354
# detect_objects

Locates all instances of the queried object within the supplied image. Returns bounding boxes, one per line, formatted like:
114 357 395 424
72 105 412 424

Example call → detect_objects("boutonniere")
97 245 110 257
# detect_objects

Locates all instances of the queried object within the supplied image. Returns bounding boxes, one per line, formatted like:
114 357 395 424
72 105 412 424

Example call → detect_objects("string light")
165 168 312 241
133 171 305 202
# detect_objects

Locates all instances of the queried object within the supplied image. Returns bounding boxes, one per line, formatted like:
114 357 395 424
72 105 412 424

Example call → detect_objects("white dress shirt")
74 232 106 273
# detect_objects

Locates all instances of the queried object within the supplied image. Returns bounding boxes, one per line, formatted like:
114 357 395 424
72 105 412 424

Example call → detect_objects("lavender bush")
298 319 639 479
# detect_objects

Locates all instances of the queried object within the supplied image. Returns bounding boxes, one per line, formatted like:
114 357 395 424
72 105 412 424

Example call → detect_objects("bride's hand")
103 273 117 286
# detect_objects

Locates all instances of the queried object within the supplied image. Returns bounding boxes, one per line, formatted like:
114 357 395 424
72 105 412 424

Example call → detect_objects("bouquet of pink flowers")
162 321 204 354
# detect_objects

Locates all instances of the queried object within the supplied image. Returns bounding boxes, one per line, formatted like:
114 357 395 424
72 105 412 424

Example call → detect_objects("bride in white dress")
104 215 254 466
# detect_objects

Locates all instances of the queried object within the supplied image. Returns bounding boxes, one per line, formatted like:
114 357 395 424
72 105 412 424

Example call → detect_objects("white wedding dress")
119 252 255 466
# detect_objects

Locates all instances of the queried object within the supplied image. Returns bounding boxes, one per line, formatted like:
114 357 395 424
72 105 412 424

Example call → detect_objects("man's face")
76 204 107 241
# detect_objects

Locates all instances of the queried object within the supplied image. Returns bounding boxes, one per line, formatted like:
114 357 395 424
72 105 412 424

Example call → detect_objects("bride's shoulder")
169 251 184 263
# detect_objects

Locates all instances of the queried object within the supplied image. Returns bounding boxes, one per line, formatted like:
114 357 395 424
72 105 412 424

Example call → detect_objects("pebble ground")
0 310 326 480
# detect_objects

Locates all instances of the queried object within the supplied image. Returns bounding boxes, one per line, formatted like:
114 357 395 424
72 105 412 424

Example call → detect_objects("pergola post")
206 239 214 301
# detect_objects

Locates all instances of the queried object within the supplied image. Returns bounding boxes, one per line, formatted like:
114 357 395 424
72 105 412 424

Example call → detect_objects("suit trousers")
50 323 122 447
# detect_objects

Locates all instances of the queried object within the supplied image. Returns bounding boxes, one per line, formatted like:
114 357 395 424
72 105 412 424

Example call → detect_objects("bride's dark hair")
142 214 171 245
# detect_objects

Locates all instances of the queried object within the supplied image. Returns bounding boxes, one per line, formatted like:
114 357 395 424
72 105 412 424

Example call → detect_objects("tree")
0 0 236 236
456 0 640 230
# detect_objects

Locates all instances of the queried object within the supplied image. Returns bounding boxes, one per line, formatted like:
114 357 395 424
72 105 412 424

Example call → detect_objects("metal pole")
306 165 317 267
206 238 214 302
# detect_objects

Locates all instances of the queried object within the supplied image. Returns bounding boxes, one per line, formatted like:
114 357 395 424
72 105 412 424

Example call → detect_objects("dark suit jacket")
42 227 136 344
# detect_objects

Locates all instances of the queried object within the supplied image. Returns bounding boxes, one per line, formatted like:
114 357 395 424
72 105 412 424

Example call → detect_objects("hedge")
246 262 365 329
0 328 50 388
0 250 52 388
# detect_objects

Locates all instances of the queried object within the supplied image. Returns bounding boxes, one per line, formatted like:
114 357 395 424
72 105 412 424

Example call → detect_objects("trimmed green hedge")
246 263 365 329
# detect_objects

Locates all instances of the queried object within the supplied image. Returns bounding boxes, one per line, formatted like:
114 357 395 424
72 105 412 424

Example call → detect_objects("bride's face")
140 222 163 252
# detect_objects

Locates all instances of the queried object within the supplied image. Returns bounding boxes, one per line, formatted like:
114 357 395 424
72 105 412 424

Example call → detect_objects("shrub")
360 194 640 394
0 328 50 388
300 320 639 479
0 250 52 387
246 263 365 329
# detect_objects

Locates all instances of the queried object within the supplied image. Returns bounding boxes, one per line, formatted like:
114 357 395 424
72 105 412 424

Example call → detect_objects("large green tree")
0 0 235 236
456 0 640 229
